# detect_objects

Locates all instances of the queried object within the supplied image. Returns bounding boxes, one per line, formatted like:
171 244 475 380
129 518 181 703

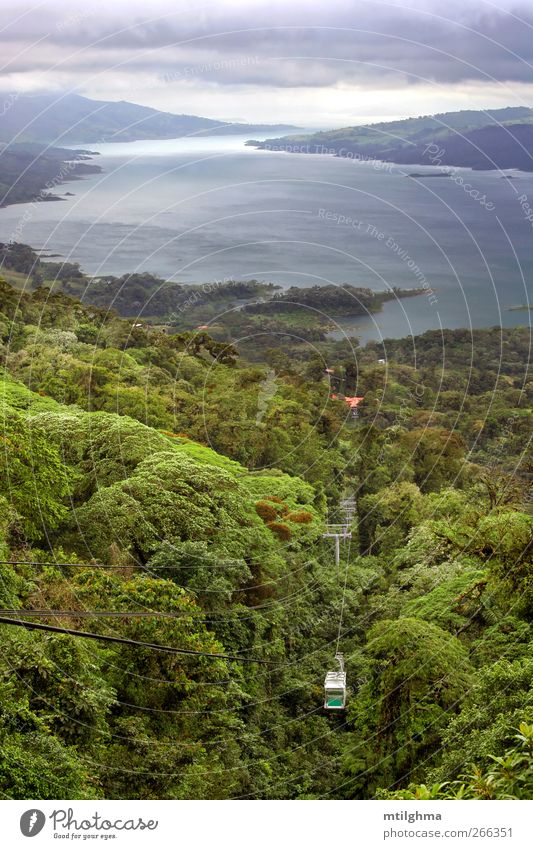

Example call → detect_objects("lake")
0 134 532 342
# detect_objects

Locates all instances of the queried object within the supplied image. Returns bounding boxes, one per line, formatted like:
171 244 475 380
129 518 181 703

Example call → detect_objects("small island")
407 172 450 178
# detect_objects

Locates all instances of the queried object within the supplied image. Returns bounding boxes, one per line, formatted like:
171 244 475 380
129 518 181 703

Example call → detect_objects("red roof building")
344 396 364 408
344 396 364 417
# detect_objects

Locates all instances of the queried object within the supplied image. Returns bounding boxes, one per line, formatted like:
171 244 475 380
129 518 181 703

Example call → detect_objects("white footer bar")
3 799 532 848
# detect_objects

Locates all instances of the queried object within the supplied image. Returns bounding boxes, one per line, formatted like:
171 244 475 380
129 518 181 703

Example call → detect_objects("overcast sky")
1 0 533 126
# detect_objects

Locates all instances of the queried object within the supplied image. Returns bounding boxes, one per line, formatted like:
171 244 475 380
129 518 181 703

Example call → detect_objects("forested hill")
250 107 533 171
0 144 101 208
0 92 298 144
0 275 531 799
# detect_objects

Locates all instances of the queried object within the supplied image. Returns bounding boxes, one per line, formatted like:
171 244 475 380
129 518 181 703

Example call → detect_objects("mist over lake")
0 134 531 342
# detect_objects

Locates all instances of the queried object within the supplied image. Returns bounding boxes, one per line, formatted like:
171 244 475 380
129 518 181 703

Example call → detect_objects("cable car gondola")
324 653 346 710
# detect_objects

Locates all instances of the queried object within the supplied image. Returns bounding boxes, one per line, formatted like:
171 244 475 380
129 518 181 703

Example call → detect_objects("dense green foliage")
243 284 421 317
0 273 531 799
377 721 533 799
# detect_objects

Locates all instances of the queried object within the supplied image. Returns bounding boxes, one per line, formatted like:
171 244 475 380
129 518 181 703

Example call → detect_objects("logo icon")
20 810 46 837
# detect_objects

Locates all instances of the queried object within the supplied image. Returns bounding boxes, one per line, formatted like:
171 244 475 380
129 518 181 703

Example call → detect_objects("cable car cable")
0 609 196 618
0 556 319 594
0 502 354 681
0 616 273 664
335 530 352 655
0 559 141 569
323 497 354 711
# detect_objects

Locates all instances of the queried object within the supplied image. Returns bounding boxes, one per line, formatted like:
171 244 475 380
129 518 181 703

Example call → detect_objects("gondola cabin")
324 667 346 710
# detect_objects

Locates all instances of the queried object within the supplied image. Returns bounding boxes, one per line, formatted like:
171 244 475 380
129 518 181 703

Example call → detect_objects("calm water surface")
0 134 531 342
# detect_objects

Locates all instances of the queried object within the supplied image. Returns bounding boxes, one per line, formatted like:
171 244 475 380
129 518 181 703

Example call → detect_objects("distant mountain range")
249 107 533 171
4 102 533 212
0 92 299 144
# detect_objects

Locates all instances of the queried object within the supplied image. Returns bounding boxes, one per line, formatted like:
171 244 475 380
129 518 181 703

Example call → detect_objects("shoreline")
247 139 533 174
0 147 101 211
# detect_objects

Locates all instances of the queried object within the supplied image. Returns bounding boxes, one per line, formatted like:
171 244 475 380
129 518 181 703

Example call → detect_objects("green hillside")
252 107 533 170
0 275 531 799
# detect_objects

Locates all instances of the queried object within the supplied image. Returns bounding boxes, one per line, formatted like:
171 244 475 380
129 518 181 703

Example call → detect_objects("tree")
343 618 473 795
377 720 533 800
0 407 69 541
401 428 467 492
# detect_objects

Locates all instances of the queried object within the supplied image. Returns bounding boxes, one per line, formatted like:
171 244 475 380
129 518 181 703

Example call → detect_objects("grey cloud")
1 0 533 90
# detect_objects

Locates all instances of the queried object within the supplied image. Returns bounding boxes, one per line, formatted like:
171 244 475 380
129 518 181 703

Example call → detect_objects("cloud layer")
1 0 533 124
